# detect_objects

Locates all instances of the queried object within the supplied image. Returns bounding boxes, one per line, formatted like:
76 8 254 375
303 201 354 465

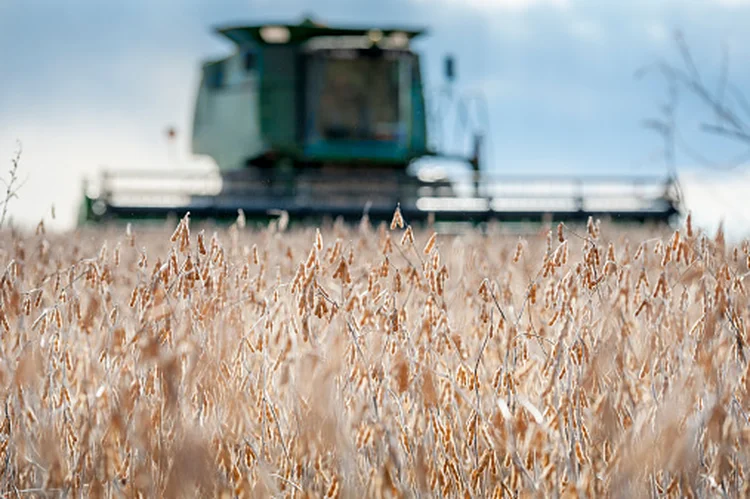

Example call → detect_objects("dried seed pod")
529 283 537 304
587 216 597 239
128 287 139 308
478 279 491 302
390 205 404 230
197 231 207 255
332 258 351 284
0 309 9 332
382 233 393 255
236 208 246 228
423 232 437 255
393 352 409 393
170 219 183 243
315 228 323 251
401 226 414 246
513 240 524 263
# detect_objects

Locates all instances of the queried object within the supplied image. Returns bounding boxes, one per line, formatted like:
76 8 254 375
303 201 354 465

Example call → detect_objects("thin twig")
0 143 23 230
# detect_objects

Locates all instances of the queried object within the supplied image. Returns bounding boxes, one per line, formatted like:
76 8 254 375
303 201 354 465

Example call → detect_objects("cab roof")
215 17 426 46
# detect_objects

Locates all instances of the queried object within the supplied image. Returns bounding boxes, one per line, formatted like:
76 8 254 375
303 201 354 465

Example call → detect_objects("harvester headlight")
368 29 384 44
260 26 291 44
388 31 409 48
92 200 107 217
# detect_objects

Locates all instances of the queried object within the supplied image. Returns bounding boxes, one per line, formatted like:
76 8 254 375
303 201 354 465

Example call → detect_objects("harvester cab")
193 19 432 172
79 17 680 226
188 17 465 216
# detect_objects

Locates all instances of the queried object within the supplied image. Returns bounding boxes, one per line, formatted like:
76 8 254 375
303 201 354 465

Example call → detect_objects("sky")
2 0 750 236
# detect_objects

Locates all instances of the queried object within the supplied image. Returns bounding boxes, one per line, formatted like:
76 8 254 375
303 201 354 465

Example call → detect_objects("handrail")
97 167 672 185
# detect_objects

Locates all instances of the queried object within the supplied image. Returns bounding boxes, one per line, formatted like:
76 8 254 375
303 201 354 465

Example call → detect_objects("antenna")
444 54 456 84
165 126 178 169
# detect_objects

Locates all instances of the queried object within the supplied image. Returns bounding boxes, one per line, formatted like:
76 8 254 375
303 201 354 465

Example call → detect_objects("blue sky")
2 0 750 233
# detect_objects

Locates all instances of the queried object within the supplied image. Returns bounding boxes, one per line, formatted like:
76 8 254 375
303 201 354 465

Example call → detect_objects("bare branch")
675 30 703 88
641 119 670 135
0 142 23 230
667 34 746 133
701 124 750 144
729 84 750 122
675 127 750 171
715 41 729 124
643 30 750 176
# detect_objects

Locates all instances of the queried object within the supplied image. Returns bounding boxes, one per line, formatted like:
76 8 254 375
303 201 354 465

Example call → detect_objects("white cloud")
644 21 669 44
713 0 750 6
415 0 569 11
569 18 604 42
679 170 750 242
2 108 213 231
0 29 214 231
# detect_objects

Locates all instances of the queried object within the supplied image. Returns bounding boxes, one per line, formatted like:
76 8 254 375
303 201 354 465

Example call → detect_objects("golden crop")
0 211 748 498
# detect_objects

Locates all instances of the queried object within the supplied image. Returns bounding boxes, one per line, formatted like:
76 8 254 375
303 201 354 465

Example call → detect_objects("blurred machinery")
79 17 680 225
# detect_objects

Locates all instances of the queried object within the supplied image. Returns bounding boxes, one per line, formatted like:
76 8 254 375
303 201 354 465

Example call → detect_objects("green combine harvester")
79 17 681 226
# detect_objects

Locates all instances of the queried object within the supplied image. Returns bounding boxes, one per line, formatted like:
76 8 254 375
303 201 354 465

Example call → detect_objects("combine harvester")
79 17 681 226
